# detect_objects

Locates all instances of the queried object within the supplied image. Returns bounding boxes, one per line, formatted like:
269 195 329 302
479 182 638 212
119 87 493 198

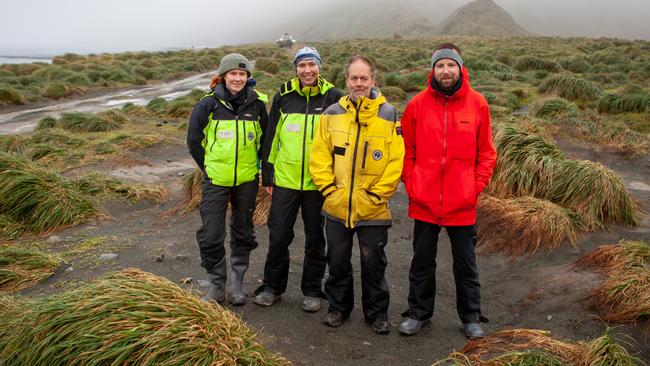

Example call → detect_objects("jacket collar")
340 87 386 123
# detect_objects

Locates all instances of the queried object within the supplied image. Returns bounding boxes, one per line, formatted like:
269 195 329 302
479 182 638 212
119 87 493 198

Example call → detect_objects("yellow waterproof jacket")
309 89 405 228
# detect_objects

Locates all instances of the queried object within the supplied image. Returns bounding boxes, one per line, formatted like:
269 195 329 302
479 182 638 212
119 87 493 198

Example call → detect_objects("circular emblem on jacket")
248 131 255 141
372 150 383 161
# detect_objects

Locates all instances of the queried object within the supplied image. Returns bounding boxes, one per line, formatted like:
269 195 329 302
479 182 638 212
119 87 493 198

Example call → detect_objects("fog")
1 0 649 55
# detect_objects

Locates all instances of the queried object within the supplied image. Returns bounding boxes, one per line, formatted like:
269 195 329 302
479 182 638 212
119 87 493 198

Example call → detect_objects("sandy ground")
23 139 650 365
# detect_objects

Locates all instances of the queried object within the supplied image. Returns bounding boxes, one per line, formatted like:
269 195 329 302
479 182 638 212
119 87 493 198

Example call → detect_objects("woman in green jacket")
187 53 269 305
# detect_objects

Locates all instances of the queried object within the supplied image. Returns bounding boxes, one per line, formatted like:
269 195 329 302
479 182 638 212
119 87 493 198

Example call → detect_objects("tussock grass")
575 240 650 323
487 125 641 229
0 247 59 293
59 111 126 132
514 56 561 72
0 152 96 234
538 74 604 101
477 195 582 256
0 85 26 105
0 216 24 239
598 93 650 114
433 328 641 366
530 97 578 119
0 268 290 365
73 172 168 202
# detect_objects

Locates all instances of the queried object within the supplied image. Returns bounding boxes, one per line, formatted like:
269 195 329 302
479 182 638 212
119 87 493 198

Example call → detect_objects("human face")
433 58 460 90
224 69 248 94
346 60 375 100
296 59 320 86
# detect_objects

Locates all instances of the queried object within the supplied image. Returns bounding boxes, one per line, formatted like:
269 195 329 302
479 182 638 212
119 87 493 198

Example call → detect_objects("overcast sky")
1 0 649 55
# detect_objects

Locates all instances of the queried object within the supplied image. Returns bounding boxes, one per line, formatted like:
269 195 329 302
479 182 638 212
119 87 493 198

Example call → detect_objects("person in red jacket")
398 43 497 338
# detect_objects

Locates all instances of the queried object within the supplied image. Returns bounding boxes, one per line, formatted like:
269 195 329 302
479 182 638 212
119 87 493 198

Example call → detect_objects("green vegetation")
0 247 59 293
0 268 290 365
575 240 650 324
487 125 641 230
0 151 97 233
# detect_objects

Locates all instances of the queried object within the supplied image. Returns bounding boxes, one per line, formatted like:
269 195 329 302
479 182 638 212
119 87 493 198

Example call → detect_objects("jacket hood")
426 67 471 99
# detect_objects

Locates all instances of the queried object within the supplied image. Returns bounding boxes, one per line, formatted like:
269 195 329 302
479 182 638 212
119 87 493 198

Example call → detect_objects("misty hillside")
275 0 530 41
438 0 530 36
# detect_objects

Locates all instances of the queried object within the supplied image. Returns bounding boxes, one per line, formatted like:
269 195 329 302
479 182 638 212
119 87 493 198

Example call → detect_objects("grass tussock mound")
530 97 578 119
73 172 168 202
487 125 641 230
538 74 604 101
0 247 59 293
0 152 96 234
575 240 650 323
0 268 290 366
598 92 650 114
434 328 641 366
58 111 127 132
477 195 582 256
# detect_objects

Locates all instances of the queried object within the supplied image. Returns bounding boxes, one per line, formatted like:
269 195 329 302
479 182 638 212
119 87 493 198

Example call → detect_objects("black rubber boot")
230 252 250 306
201 258 227 304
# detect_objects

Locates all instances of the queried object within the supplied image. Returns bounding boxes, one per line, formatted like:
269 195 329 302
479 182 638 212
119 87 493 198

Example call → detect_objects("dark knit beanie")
218 53 253 76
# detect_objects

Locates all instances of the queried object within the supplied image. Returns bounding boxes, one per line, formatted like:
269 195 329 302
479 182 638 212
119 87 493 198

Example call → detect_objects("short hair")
344 55 376 79
434 42 462 56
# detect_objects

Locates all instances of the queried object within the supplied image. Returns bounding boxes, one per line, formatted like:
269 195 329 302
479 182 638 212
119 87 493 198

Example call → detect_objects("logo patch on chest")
372 150 383 161
218 130 234 139
285 123 301 133
248 131 255 141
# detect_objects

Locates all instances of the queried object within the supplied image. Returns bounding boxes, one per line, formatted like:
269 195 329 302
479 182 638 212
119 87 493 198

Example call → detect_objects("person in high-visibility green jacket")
187 53 268 306
253 47 343 312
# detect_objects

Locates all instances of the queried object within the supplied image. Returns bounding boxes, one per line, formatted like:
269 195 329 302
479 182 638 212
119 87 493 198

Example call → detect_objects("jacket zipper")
234 116 239 186
439 98 448 223
300 96 311 191
311 115 315 140
348 102 362 228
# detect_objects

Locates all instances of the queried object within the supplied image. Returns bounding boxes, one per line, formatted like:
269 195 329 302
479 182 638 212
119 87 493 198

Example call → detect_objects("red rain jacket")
401 67 497 226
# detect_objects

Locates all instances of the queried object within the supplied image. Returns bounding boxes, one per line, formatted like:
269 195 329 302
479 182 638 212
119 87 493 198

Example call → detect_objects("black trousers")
325 219 389 322
261 187 327 297
196 178 259 271
407 220 481 323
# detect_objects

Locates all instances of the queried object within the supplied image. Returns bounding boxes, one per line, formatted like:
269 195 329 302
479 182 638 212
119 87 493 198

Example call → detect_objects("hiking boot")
398 318 430 336
462 322 486 338
323 311 345 327
253 291 280 307
371 319 390 335
301 296 321 313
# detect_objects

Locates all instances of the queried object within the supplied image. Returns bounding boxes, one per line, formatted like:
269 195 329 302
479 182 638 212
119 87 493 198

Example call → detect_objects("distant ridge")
438 0 530 37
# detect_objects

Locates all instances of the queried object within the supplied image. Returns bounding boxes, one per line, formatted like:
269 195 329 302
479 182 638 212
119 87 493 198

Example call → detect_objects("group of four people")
186 43 497 338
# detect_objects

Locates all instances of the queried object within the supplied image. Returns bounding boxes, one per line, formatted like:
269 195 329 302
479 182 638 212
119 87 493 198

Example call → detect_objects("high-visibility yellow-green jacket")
309 89 405 228
187 83 269 187
263 76 343 190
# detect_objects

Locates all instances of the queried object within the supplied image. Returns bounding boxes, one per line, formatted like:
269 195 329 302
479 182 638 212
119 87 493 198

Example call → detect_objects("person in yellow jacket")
309 55 404 334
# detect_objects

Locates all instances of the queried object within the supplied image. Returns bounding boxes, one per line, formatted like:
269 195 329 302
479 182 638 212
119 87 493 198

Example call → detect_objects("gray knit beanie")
217 53 253 76
431 48 463 70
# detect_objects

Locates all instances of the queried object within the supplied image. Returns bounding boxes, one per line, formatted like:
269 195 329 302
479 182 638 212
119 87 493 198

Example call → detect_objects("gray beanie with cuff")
217 53 253 76
431 49 463 70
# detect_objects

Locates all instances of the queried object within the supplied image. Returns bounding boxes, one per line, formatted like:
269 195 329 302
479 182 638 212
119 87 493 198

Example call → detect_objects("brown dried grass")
477 195 582 256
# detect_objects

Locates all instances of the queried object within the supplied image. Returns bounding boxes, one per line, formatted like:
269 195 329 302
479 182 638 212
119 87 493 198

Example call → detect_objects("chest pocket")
448 111 477 160
360 136 389 176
